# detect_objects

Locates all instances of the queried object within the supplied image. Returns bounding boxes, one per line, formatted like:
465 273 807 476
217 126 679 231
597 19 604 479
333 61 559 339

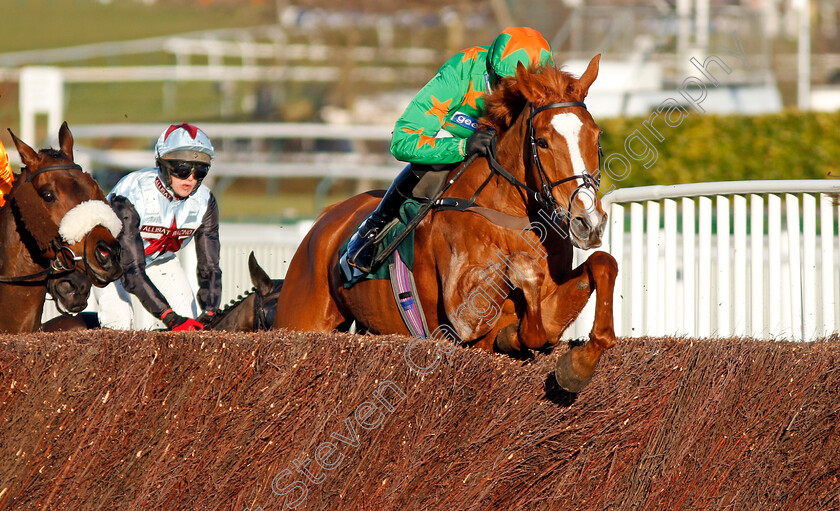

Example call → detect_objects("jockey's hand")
196 310 217 325
465 129 496 158
161 308 205 331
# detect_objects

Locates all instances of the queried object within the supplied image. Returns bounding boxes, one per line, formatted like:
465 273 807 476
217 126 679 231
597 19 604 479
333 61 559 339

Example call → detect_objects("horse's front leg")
492 251 551 353
546 250 618 393
443 251 547 352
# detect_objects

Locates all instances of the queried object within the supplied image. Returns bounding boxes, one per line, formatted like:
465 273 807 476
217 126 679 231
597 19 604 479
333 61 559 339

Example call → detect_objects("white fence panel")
682 198 696 337
40 180 840 341
821 194 836 336
732 195 747 336
602 180 840 341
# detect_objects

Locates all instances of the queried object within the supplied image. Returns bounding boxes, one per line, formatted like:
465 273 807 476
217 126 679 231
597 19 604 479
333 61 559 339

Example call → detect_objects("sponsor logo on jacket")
450 111 478 131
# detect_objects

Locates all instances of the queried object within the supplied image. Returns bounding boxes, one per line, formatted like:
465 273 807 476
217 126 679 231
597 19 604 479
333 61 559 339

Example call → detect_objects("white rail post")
767 194 782 338
630 202 645 336
646 201 661 336
19 67 64 145
682 197 696 337
786 194 803 341
663 199 678 335
820 194 836 336
599 181 840 341
732 195 747 336
610 203 625 336
749 194 765 338
801 194 817 340
716 196 731 336
698 197 713 337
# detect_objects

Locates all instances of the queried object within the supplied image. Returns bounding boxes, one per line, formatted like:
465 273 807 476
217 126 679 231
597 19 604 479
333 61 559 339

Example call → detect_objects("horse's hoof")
494 321 520 353
554 347 594 394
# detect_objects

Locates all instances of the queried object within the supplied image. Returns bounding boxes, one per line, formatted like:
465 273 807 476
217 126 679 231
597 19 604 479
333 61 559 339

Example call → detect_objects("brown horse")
47 270 93 314
203 252 284 331
39 252 283 333
0 123 123 333
273 57 617 393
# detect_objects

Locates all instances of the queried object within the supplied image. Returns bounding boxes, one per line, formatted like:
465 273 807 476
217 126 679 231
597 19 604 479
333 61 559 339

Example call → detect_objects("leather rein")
436 101 601 225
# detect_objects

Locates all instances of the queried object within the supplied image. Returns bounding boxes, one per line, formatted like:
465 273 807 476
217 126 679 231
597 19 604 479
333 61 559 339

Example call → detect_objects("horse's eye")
40 189 56 203
536 138 549 149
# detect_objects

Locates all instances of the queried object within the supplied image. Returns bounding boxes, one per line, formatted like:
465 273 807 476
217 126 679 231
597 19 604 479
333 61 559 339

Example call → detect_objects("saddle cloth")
338 199 430 338
338 199 422 287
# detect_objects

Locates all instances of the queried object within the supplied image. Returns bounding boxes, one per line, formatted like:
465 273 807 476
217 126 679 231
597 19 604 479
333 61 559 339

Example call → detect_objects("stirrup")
346 228 378 272
347 217 399 272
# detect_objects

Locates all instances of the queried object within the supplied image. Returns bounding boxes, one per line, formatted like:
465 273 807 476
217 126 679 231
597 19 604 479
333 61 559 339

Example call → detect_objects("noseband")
0 163 94 284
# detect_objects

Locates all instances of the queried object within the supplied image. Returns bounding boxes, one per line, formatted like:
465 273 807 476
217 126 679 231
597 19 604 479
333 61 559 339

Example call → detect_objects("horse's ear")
248 251 274 296
8 128 38 170
58 121 74 162
577 54 601 98
514 61 540 103
515 61 529 88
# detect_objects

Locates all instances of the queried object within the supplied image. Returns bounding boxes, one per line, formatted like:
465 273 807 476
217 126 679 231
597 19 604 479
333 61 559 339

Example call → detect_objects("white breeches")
93 256 198 330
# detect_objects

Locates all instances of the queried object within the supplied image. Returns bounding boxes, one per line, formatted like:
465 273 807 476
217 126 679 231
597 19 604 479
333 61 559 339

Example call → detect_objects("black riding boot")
347 165 422 272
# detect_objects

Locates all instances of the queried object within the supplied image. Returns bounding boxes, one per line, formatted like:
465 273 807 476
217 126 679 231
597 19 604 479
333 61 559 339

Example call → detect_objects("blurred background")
2 0 839 224
5 0 838 331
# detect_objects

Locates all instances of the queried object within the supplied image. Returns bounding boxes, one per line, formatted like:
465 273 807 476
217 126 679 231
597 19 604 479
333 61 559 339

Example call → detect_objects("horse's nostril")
95 242 113 265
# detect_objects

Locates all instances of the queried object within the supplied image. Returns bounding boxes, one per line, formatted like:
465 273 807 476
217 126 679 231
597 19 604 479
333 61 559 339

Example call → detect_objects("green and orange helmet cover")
391 27 554 166
486 26 554 83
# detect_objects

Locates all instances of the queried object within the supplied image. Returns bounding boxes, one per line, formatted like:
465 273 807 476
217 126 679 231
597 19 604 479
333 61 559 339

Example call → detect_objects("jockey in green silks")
346 27 555 273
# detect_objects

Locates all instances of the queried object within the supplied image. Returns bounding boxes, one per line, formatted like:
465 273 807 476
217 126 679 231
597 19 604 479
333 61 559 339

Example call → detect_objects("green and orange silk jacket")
390 46 492 166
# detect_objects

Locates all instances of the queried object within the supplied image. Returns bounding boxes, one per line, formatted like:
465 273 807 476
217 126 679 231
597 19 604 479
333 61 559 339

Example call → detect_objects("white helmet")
154 123 215 163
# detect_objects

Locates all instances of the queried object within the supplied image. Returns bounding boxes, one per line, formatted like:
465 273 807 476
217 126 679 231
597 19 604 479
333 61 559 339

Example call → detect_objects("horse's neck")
445 157 529 218
0 205 44 275
208 294 256 331
0 283 47 333
443 139 578 281
0 206 50 333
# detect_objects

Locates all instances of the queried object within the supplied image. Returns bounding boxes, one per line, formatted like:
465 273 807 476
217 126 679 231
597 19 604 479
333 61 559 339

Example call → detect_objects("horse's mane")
481 64 587 134
39 148 68 161
204 287 256 327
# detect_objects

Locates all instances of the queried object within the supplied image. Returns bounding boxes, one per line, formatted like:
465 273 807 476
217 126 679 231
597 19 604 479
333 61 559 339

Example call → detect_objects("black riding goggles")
160 159 210 180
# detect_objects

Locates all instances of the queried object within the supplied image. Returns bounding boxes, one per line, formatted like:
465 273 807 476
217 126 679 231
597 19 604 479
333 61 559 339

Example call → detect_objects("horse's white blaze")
58 200 122 245
550 112 599 224
550 112 585 183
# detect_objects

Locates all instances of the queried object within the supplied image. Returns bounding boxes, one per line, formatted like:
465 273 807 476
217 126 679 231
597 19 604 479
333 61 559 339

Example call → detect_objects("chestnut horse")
274 57 617 393
0 123 123 333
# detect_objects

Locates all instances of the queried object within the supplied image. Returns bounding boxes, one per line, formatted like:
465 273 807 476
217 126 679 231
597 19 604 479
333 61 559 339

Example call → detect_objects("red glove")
160 309 205 331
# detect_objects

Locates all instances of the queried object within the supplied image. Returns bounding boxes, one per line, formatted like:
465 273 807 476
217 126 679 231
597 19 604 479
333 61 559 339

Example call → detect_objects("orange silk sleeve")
0 141 13 207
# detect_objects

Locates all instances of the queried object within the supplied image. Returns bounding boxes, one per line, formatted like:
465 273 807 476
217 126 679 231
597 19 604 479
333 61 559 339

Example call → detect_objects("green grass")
63 81 254 125
0 0 272 53
213 177 390 222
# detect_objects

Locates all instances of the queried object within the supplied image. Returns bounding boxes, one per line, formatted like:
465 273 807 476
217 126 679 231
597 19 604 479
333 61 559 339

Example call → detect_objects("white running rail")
568 180 840 341
42 181 840 340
